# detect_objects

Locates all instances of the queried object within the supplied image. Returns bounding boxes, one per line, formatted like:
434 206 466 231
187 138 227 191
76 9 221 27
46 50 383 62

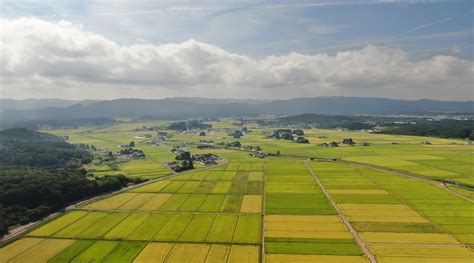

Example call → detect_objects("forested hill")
0 129 132 237
0 128 92 167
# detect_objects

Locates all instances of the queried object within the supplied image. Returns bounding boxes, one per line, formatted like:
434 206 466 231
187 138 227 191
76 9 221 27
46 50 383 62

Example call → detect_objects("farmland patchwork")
1 123 473 262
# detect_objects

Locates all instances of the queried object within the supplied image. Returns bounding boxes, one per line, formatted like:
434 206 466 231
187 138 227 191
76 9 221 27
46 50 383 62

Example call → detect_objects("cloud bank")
1 18 472 100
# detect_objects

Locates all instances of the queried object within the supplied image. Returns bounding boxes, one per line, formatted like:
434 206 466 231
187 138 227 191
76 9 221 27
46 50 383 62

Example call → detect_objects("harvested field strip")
130 181 170 193
71 240 118 262
265 254 368 263
359 232 460 244
132 242 174 262
53 212 108 238
228 245 260 263
9 238 74 263
138 194 172 210
0 238 44 262
83 193 138 210
103 213 150 239
102 241 146 262
240 195 262 213
118 193 155 210
48 240 95 263
206 215 238 243
28 211 88 237
166 243 211 262
127 214 171 241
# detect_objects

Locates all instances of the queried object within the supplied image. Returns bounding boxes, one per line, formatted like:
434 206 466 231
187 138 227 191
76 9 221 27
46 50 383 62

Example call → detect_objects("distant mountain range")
0 97 472 128
0 99 98 111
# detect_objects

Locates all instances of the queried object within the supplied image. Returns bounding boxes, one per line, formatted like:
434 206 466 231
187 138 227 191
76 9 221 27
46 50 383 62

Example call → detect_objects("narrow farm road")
304 160 377 263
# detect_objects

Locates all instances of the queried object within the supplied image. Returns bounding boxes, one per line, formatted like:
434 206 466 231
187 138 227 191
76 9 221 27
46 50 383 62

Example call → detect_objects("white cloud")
0 18 473 100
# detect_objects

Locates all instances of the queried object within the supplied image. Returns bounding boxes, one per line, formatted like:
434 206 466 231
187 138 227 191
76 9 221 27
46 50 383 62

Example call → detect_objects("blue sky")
2 0 472 58
0 1 473 100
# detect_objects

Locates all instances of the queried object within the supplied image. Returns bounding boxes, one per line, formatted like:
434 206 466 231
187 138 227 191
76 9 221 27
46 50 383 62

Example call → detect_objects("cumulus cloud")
0 18 473 100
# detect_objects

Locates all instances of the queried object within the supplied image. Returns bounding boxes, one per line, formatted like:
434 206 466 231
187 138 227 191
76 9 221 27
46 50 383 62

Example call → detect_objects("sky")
0 0 473 101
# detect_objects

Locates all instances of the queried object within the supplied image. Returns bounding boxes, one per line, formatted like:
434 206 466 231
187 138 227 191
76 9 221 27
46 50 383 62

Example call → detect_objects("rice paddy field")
1 118 472 262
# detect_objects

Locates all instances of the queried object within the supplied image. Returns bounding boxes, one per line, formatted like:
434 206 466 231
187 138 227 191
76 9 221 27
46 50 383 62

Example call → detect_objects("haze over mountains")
0 99 99 111
1 97 472 129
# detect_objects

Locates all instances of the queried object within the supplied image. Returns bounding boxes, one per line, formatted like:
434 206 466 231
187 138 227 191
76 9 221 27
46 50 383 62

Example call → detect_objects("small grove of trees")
174 151 194 172
296 137 309 143
226 141 242 148
120 148 144 155
342 138 355 145
380 119 474 140
168 120 212 131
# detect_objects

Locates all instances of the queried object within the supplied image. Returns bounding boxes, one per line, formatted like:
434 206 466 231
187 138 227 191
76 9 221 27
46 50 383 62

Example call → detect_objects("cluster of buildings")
193 153 220 166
